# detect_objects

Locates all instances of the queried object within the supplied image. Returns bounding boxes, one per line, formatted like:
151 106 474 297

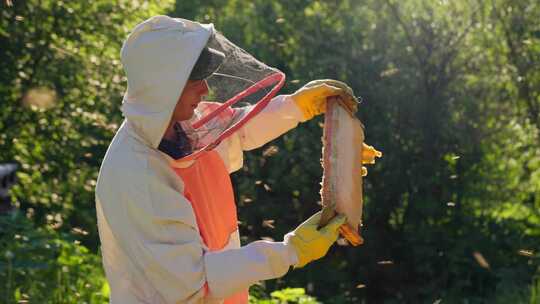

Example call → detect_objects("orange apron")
172 150 248 304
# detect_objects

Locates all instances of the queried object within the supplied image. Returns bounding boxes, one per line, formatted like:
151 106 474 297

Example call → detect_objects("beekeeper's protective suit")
96 16 350 304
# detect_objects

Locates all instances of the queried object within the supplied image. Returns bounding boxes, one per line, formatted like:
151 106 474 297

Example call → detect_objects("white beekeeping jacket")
95 16 303 304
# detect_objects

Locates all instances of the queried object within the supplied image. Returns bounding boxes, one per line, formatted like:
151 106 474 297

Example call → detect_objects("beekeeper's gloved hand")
292 83 347 120
284 211 346 268
292 79 359 120
361 143 383 176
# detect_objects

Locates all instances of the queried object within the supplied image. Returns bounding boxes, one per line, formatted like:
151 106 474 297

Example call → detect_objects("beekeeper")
96 15 358 304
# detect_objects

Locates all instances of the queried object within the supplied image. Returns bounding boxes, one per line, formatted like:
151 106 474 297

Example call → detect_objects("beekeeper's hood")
120 15 285 155
119 16 213 148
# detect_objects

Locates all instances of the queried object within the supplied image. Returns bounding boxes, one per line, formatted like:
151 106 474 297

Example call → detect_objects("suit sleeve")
216 95 306 173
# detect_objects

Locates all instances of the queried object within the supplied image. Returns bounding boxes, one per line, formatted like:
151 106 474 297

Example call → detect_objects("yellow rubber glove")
360 143 383 176
284 211 346 268
299 79 360 117
362 143 382 164
291 83 347 120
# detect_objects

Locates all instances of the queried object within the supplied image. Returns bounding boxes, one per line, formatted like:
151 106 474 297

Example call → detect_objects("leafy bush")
0 211 109 304
250 287 320 304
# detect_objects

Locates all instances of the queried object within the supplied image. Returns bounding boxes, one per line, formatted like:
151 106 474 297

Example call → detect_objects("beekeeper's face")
172 80 209 121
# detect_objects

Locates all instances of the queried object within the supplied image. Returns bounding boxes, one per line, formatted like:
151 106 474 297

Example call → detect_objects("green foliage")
0 211 108 303
0 0 174 249
250 287 320 304
0 0 539 302
531 276 540 304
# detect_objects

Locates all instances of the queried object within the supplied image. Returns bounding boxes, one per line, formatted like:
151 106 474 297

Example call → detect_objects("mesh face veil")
174 31 285 160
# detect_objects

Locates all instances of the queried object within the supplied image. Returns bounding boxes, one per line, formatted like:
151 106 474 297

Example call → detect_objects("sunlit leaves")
0 0 174 249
